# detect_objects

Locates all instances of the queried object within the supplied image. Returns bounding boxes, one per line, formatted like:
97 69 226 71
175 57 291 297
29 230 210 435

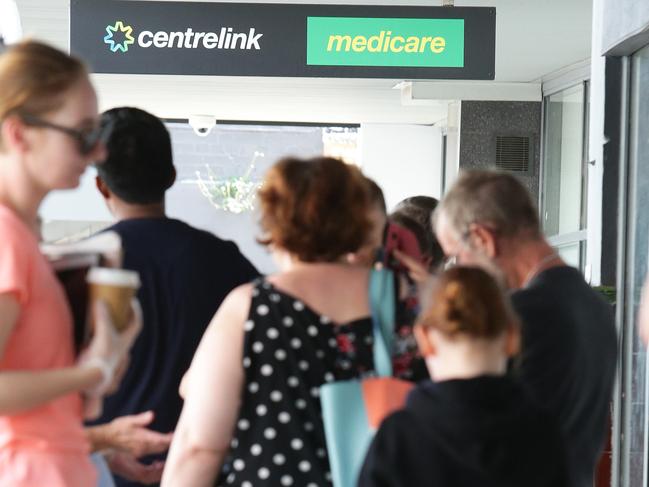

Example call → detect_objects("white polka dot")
231 438 239 448
273 453 286 465
275 349 287 361
281 475 294 486
227 473 235 483
328 338 338 348
257 304 269 316
364 335 373 345
299 461 311 472
244 320 255 331
242 482 253 487
316 448 327 458
324 372 335 382
250 444 262 456
307 484 318 487
267 328 279 339
299 360 309 371
316 350 325 359
283 316 294 327
238 419 250 430
261 364 273 376
264 427 276 439
308 325 318 336
252 341 264 353
287 376 299 387
256 404 267 416
262 281 271 289
310 387 320 398
258 467 270 479
321 316 331 324
270 390 283 402
291 438 304 450
325 472 332 481
296 399 307 409
243 357 251 368
248 382 259 393
348 332 356 341
293 301 305 311
252 287 260 297
341 360 351 369
233 459 245 471
291 338 302 349
270 293 281 302
304 421 314 431
278 412 291 423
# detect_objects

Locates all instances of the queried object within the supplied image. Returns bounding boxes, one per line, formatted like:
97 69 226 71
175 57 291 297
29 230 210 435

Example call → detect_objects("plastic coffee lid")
86 267 141 288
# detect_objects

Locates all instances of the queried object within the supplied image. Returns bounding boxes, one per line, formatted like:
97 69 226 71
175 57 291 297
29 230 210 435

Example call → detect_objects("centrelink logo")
103 20 263 53
104 21 135 53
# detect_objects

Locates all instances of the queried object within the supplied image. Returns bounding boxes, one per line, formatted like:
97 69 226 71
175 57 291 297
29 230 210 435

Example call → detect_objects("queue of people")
0 40 620 487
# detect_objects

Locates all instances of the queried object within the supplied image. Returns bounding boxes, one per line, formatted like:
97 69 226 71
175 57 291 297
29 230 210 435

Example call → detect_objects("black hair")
97 107 175 204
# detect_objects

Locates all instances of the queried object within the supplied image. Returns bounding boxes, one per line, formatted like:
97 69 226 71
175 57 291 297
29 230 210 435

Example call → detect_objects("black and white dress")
216 277 423 487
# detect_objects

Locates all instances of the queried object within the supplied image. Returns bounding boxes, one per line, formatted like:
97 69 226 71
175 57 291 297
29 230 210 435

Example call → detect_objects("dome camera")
188 114 217 137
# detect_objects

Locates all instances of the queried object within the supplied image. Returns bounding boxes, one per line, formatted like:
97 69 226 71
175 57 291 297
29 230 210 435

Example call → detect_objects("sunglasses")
21 114 113 155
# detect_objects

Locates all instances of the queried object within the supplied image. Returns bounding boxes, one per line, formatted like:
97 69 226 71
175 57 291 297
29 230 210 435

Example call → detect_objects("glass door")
615 43 649 487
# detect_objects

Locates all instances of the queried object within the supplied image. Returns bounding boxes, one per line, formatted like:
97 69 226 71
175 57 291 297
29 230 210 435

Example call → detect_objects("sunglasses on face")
20 114 113 155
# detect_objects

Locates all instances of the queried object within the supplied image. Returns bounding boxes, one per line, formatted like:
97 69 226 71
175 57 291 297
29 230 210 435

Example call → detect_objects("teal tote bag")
320 267 414 487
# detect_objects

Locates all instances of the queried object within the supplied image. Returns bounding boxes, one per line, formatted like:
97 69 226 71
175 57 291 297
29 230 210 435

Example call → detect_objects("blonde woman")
0 41 140 486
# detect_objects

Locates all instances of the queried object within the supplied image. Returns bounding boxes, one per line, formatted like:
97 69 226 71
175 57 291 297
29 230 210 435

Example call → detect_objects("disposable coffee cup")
87 267 140 332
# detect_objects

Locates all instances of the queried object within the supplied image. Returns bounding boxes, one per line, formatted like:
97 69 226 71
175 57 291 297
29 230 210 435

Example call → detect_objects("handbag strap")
369 267 396 377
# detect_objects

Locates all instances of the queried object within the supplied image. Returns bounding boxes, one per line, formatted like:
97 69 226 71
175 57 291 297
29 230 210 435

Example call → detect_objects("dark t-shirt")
89 218 259 486
511 266 617 487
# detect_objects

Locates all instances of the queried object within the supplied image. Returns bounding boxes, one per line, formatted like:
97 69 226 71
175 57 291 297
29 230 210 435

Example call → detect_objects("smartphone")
380 221 425 272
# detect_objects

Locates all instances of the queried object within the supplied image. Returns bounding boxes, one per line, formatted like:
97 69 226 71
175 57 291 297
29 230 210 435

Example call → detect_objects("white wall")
41 168 112 222
360 124 443 211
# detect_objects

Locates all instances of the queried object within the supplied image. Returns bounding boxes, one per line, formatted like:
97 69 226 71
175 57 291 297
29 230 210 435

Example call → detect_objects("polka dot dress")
216 278 423 487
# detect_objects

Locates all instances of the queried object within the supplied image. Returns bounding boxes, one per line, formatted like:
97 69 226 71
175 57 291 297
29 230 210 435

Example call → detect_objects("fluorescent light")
0 0 23 45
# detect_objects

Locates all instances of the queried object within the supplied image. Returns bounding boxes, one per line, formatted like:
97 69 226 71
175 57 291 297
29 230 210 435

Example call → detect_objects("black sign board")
70 0 496 80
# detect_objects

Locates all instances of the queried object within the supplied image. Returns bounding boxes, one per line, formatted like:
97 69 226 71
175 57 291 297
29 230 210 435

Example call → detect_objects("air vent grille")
496 136 530 172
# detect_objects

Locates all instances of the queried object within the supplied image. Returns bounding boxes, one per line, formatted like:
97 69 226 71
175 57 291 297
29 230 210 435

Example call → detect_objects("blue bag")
320 267 414 487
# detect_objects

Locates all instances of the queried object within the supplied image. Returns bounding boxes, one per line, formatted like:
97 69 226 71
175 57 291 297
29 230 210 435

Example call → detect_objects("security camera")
188 114 217 137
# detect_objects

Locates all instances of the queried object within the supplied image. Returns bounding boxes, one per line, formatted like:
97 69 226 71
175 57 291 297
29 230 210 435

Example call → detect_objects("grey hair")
433 170 541 241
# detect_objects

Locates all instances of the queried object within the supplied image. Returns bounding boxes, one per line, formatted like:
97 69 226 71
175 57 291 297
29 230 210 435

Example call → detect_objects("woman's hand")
78 299 142 397
393 249 431 284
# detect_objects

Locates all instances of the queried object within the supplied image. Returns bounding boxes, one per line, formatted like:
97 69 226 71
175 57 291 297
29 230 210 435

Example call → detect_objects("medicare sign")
307 17 465 68
71 1 495 80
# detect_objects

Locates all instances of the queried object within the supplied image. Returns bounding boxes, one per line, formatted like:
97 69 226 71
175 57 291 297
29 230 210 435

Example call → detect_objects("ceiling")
14 0 593 123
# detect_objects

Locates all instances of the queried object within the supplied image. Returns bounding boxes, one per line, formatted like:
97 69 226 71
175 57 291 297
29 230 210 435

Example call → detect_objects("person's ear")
1 115 29 154
468 223 498 259
504 324 521 357
166 166 177 189
414 326 437 357
95 175 111 199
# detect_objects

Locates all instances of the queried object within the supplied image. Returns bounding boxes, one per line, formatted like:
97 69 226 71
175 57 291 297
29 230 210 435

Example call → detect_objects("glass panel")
556 241 581 268
542 84 586 237
620 43 649 486
165 122 359 274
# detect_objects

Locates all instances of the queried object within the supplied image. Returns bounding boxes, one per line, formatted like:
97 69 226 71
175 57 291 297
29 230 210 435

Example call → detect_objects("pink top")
0 205 95 486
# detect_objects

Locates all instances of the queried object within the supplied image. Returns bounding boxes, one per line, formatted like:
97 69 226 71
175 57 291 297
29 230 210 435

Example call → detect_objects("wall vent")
495 136 530 172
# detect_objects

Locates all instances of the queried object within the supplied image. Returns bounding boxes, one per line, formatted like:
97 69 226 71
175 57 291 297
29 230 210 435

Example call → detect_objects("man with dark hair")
429 170 617 487
91 107 259 487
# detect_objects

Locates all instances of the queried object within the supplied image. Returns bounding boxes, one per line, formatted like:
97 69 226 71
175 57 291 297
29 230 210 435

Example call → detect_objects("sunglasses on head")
20 114 114 155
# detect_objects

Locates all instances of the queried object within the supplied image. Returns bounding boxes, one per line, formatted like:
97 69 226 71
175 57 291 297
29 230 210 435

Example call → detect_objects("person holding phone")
0 41 141 486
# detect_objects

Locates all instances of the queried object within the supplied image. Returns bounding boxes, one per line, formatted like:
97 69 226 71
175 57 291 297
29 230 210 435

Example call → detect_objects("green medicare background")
307 17 465 67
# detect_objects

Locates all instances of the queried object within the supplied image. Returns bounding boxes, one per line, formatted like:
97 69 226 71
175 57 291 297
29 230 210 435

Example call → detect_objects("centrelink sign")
71 1 495 80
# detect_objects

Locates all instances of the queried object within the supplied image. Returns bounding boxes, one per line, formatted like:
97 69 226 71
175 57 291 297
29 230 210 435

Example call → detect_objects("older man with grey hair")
398 170 616 487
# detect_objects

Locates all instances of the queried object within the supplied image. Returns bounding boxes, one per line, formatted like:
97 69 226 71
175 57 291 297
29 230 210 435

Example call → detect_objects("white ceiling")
14 0 593 123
